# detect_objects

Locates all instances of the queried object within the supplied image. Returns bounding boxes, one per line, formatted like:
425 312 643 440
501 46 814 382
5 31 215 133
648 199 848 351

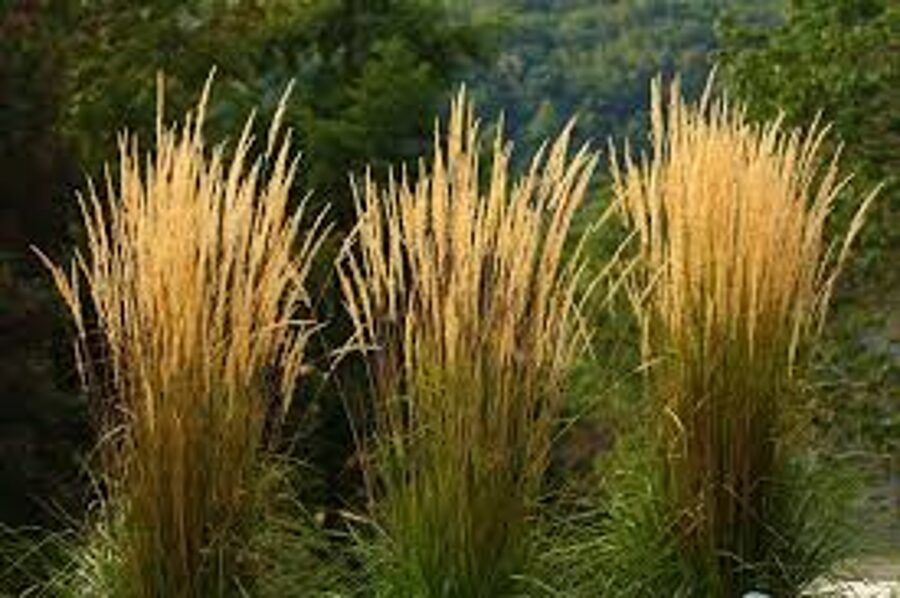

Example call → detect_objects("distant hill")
462 0 784 155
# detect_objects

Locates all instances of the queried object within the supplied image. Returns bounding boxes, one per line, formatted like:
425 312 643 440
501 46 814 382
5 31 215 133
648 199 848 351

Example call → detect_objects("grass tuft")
336 88 609 596
608 75 876 593
34 74 329 597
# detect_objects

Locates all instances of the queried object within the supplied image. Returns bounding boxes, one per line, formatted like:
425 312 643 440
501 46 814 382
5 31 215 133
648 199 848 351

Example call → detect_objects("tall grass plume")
336 89 606 596
35 75 329 596
609 75 876 593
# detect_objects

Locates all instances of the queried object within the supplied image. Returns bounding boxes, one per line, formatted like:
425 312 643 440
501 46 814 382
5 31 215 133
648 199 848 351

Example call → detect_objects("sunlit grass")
336 89 614 596
34 75 329 597
609 75 877 593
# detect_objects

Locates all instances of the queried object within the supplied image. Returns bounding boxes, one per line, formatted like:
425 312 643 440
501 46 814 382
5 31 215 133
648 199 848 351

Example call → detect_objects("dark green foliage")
718 0 899 181
56 0 490 226
1 463 350 597
0 1 88 530
0 267 88 525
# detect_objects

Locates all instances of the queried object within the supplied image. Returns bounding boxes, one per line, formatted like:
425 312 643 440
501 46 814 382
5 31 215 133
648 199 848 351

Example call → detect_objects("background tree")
58 0 492 226
0 0 86 527
469 0 783 154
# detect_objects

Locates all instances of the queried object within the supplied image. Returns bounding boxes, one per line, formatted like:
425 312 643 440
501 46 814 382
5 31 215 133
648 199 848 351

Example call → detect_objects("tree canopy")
468 0 784 153
48 0 490 226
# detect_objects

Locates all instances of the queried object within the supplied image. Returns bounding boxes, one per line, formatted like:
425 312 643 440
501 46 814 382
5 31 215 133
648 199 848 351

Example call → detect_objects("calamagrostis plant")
337 90 602 596
36 77 328 597
610 76 875 591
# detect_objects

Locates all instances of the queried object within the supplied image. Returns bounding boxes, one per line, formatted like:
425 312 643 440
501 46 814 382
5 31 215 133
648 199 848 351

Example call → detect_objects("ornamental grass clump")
610 76 875 593
36 77 328 597
337 90 604 596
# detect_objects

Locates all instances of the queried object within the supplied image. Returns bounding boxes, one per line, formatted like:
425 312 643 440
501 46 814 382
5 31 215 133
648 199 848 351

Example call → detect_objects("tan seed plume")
36 74 329 597
336 88 608 591
610 74 876 584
